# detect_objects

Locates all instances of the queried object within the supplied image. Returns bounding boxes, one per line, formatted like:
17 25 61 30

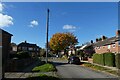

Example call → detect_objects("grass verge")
32 63 57 72
82 62 118 75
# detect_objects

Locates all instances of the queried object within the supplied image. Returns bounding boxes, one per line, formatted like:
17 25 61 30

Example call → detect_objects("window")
28 47 33 51
108 45 111 49
18 47 21 50
37 48 39 51
22 47 27 50
112 44 116 48
98 47 100 50
95 47 98 49
118 41 120 46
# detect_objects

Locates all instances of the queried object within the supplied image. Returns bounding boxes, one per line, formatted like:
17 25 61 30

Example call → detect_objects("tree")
49 32 78 54
40 48 46 57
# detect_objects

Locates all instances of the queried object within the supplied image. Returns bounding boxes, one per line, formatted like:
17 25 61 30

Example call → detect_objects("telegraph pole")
46 9 49 63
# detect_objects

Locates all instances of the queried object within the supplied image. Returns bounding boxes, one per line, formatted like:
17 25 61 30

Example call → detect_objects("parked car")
68 56 80 64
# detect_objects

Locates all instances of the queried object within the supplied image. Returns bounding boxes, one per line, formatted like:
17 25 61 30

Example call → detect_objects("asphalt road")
52 59 119 80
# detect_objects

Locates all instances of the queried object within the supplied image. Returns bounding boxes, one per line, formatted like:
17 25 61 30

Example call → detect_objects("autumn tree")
49 32 78 54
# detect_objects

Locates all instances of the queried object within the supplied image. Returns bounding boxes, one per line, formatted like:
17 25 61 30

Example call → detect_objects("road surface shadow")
52 61 68 66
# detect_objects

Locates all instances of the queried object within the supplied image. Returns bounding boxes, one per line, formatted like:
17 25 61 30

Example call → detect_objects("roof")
18 42 37 47
0 28 13 36
79 43 92 50
93 36 120 47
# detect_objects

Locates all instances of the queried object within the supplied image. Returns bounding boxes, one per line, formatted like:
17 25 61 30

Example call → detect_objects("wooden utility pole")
46 9 49 63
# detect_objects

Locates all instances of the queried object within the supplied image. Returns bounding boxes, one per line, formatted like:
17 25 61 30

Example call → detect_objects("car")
68 56 80 64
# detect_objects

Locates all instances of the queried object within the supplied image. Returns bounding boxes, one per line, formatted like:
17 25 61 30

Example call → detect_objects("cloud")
0 3 3 12
63 24 76 30
30 20 38 27
0 13 13 28
0 3 14 28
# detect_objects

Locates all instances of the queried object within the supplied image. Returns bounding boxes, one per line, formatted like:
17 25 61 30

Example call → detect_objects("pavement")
4 59 57 79
5 72 57 79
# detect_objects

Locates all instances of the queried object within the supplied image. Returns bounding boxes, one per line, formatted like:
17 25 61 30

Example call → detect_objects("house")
93 30 120 54
0 29 13 78
68 45 76 56
17 41 40 57
10 43 17 54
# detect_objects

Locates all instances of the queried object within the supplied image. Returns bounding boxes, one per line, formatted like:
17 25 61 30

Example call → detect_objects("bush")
17 51 31 59
93 53 104 65
32 63 56 72
115 53 120 69
104 53 115 67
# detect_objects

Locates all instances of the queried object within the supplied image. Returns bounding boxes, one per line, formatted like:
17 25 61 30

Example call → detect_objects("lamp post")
46 9 49 63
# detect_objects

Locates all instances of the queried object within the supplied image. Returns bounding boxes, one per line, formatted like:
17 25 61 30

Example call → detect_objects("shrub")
93 54 104 65
93 53 104 65
104 53 115 67
99 54 105 65
115 53 120 69
17 51 31 59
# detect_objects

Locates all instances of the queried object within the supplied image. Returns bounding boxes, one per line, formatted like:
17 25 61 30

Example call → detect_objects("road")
51 59 119 80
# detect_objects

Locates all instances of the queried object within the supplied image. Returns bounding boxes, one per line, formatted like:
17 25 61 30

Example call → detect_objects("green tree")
40 48 46 57
49 32 78 54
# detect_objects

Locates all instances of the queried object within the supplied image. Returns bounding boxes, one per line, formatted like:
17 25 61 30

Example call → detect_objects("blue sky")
0 2 118 48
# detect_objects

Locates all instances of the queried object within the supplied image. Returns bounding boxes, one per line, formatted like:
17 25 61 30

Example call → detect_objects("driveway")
51 59 119 80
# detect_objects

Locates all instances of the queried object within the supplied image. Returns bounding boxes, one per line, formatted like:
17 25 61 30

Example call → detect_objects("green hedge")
104 53 115 67
93 54 104 65
115 54 120 69
93 53 115 67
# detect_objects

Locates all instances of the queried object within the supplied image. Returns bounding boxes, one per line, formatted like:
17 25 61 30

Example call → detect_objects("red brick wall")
95 41 120 54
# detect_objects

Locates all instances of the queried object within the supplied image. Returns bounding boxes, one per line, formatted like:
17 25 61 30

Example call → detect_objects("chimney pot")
96 38 98 42
102 35 106 41
91 40 93 44
116 30 120 37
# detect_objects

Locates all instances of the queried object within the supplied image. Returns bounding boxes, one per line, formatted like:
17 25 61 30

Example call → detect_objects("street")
51 59 119 80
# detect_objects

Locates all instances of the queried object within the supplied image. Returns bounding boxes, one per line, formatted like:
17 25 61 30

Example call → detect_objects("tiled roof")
93 36 120 47
18 42 37 47
0 28 13 36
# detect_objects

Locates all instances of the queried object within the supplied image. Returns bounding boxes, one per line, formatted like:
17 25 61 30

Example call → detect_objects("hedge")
115 53 120 69
93 53 104 65
93 53 115 67
104 53 115 67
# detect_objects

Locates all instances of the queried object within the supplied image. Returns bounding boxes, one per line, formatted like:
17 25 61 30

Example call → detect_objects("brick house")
93 30 120 54
0 29 13 78
10 43 17 54
17 41 40 57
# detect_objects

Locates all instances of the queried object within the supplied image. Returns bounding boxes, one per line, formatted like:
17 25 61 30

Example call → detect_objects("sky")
0 2 118 48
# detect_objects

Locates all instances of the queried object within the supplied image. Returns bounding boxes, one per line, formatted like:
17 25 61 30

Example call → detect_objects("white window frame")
108 45 111 49
112 44 116 48
28 47 33 51
98 47 100 50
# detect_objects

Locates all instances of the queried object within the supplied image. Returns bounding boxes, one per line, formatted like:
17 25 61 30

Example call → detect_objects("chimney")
91 40 93 44
25 40 27 43
96 38 98 42
116 30 120 37
102 35 106 41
